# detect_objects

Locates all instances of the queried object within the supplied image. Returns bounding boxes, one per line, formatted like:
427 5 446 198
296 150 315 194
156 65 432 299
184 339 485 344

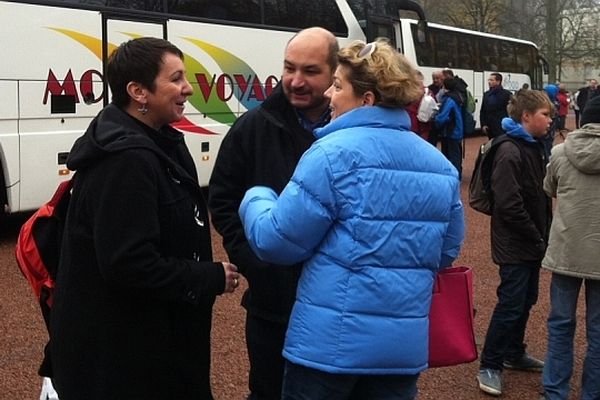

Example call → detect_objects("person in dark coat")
49 37 240 400
480 73 512 139
477 89 553 397
576 78 599 113
208 27 338 400
435 77 464 179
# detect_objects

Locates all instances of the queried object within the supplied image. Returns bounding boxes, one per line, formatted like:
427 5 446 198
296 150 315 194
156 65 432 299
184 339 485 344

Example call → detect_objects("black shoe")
503 353 544 372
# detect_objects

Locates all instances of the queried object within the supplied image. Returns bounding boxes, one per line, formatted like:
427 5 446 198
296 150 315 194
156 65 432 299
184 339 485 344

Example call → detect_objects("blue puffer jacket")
435 94 464 140
239 106 465 374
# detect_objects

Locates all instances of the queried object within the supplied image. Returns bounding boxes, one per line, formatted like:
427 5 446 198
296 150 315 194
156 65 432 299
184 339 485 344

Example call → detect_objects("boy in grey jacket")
541 96 600 400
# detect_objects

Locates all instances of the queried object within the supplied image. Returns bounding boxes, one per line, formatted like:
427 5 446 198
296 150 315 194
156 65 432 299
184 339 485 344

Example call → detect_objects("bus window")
434 29 458 68
167 0 260 23
263 0 348 35
108 0 162 11
366 19 396 47
516 43 534 75
499 40 517 72
456 33 479 70
411 23 433 66
481 39 500 71
50 0 162 9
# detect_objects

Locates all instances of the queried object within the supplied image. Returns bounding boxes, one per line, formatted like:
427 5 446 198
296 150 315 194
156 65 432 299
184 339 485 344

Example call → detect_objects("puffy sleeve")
239 145 337 265
440 179 465 267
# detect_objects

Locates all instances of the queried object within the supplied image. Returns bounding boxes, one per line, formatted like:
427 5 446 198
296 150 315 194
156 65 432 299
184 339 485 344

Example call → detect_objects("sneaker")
478 368 502 396
503 353 544 372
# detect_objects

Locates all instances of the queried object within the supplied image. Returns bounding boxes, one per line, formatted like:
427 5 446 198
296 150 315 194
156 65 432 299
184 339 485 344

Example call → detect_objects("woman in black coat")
49 37 239 400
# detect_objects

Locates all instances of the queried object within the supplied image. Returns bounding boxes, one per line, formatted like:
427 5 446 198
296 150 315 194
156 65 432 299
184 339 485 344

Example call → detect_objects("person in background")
427 70 444 147
441 68 468 104
571 90 581 129
543 84 560 156
428 70 444 98
208 27 338 400
477 89 553 397
576 78 599 113
435 77 464 180
49 37 239 400
556 83 570 135
406 70 434 141
239 39 464 400
541 96 600 400
480 73 512 139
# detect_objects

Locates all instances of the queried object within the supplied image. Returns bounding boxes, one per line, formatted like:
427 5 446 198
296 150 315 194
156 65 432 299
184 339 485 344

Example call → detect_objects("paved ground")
0 117 587 400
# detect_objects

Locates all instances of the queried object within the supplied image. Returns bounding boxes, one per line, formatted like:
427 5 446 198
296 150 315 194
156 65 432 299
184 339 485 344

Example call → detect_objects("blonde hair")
337 39 422 108
508 89 554 121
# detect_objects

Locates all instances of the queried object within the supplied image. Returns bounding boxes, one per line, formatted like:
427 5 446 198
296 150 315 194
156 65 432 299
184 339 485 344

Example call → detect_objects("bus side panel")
2 2 103 212
0 81 19 212
167 17 363 186
167 20 294 186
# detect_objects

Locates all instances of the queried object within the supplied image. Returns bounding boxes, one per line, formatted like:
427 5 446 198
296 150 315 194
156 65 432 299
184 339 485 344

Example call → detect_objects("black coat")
50 105 224 400
480 86 512 139
576 85 600 112
490 136 551 265
208 83 317 324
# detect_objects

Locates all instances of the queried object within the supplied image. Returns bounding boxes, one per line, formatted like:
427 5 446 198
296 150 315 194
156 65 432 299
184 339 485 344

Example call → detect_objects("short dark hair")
442 68 454 78
491 72 503 82
107 37 184 108
443 77 457 91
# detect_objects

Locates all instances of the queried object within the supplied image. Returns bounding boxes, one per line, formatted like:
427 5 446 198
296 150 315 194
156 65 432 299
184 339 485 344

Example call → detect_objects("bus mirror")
417 20 427 43
539 56 549 75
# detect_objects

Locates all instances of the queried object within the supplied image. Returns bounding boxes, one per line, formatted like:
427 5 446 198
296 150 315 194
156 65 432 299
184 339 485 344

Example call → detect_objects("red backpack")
15 178 73 376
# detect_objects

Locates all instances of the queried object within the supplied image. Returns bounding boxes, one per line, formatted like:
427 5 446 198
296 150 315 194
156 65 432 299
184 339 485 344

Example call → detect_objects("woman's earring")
137 103 148 115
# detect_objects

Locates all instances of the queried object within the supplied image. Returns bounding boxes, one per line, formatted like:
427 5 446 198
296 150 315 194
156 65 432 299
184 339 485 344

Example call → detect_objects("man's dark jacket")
50 105 224 400
480 86 512 139
576 85 600 112
490 136 551 264
208 83 316 323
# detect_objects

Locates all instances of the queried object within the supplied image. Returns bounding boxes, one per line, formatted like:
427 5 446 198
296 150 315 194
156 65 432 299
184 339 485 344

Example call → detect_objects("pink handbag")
428 266 478 368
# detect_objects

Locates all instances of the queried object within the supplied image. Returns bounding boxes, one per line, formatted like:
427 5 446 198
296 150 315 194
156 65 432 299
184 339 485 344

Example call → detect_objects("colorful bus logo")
43 28 279 133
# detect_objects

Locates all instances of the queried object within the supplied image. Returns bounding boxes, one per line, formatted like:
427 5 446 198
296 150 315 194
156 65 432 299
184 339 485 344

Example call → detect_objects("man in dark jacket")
478 90 553 397
576 78 599 113
480 73 512 139
442 68 469 104
208 27 338 400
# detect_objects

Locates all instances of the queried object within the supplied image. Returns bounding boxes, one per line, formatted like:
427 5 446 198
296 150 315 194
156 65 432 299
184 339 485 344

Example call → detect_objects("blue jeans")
543 273 600 400
480 263 540 370
281 361 419 400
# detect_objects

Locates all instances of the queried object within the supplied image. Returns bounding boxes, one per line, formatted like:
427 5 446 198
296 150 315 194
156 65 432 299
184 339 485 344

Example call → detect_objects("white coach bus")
346 1 548 126
2 0 406 215
3 0 545 215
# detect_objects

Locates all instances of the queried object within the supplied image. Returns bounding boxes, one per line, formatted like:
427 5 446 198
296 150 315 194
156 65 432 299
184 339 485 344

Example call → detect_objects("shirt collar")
295 107 331 132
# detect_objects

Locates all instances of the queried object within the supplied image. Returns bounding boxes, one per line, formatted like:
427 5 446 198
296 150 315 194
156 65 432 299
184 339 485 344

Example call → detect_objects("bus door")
103 15 166 106
473 70 485 123
365 15 397 48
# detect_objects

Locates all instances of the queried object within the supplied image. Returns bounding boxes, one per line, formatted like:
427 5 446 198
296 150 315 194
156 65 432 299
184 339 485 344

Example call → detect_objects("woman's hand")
222 262 240 293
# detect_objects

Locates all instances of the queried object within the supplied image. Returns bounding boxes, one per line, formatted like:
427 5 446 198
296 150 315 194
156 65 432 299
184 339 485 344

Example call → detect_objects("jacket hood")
314 106 410 139
564 124 600 174
501 117 537 143
445 90 463 106
67 104 183 170
544 84 559 100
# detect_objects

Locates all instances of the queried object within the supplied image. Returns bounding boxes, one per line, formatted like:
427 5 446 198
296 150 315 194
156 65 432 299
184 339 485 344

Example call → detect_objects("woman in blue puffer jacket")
239 39 465 400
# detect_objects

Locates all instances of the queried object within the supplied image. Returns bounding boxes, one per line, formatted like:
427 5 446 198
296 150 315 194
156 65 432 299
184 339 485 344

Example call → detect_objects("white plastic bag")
39 377 59 400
